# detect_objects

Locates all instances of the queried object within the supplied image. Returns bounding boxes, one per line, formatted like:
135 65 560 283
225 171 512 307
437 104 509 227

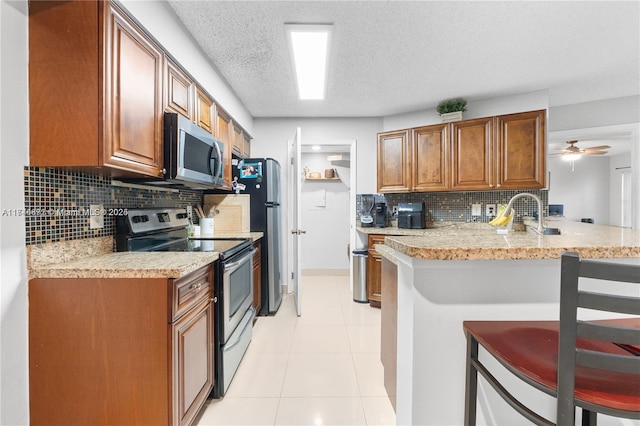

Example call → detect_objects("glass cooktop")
152 238 252 259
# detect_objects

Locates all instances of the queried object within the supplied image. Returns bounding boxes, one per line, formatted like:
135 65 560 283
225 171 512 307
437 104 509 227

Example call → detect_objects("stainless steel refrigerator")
236 158 282 315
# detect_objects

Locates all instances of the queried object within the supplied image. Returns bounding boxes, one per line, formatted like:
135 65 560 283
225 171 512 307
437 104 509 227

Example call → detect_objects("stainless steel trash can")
352 249 368 303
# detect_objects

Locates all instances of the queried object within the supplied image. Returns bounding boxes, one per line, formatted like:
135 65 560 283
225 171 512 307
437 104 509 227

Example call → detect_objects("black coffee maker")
374 202 388 228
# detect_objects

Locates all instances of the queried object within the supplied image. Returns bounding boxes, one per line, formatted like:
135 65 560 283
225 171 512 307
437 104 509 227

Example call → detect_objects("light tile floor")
196 275 396 426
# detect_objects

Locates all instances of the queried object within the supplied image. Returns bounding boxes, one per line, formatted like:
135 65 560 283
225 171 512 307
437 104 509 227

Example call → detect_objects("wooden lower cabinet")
29 265 214 426
252 240 262 315
367 234 385 307
380 257 398 411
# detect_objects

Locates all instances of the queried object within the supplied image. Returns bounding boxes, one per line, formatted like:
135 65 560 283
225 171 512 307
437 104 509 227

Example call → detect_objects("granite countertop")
27 232 263 280
209 231 263 241
30 251 220 279
360 220 640 261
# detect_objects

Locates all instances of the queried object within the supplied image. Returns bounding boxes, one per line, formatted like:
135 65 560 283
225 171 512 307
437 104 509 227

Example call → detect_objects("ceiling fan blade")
583 145 611 151
583 151 607 155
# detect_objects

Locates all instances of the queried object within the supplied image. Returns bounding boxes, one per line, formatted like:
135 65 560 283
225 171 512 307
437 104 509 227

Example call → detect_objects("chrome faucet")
504 193 544 234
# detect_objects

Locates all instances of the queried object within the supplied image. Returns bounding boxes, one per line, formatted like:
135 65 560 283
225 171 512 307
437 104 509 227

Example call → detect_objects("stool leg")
581 409 597 426
464 333 479 426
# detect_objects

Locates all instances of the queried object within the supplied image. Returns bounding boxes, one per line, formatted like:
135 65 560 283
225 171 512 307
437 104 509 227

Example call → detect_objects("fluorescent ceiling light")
286 24 332 100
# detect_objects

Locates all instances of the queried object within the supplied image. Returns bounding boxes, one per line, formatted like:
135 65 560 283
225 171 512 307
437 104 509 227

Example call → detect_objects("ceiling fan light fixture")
285 24 333 100
562 153 582 162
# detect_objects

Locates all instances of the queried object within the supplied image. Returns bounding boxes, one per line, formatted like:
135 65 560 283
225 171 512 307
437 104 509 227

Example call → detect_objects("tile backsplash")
357 190 549 223
23 167 202 245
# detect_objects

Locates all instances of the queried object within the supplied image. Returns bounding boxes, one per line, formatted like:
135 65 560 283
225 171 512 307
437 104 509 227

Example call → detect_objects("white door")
290 127 304 316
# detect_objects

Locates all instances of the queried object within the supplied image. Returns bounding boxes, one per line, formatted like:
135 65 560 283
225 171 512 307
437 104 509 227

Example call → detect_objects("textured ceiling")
167 1 639 118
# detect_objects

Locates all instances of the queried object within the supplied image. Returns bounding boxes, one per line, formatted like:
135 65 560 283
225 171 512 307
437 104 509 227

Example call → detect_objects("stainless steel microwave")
162 112 224 189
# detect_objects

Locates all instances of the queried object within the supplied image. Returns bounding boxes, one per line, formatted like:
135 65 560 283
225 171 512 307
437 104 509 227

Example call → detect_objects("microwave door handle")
212 140 223 180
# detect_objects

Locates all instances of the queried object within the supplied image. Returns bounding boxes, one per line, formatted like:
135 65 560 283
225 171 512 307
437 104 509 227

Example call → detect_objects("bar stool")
463 252 640 425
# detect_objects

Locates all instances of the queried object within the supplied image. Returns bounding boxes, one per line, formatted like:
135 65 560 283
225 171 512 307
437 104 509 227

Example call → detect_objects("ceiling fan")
551 140 611 157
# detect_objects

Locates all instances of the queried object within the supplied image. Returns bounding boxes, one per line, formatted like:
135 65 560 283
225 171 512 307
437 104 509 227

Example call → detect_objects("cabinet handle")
496 184 501 188
191 283 202 291
489 184 494 188
211 297 217 303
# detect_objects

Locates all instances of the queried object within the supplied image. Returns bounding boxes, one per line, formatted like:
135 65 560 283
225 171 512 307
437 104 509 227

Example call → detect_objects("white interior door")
291 127 303 316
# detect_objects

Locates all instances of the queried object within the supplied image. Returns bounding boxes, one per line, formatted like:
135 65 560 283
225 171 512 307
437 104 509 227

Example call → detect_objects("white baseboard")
302 268 349 276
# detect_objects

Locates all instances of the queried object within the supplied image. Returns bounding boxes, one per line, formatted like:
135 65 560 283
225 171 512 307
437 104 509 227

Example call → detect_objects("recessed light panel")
286 24 332 100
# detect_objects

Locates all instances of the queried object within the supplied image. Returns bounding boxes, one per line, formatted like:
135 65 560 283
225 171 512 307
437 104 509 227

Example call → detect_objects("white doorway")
548 123 638 228
287 139 357 294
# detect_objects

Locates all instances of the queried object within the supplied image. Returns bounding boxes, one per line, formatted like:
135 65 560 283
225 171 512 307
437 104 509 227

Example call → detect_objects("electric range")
116 207 255 398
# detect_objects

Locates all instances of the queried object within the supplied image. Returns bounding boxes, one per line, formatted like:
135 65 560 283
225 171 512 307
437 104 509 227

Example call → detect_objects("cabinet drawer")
368 235 386 252
171 265 212 322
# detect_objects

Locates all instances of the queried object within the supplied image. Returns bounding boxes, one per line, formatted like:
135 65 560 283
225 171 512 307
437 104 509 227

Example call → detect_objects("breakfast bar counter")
378 221 640 425
384 219 640 260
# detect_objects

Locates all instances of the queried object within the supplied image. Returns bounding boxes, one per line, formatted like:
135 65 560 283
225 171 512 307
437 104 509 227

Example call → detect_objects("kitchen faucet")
504 193 544 234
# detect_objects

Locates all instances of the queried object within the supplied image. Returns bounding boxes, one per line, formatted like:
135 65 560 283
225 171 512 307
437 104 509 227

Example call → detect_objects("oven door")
222 247 254 343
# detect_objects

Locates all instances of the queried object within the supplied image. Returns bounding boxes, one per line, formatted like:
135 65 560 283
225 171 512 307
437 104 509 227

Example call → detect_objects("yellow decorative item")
489 204 514 233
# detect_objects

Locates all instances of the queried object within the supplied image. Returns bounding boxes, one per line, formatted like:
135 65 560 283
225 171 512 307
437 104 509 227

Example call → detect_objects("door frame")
548 122 639 229
287 138 357 294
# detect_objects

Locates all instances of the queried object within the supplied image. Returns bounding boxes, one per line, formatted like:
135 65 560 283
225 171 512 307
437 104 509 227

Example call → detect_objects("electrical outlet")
486 204 496 217
471 203 482 216
90 204 104 229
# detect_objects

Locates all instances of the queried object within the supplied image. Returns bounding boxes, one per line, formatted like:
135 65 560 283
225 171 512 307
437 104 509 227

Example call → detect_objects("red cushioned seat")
463 252 640 426
463 320 640 412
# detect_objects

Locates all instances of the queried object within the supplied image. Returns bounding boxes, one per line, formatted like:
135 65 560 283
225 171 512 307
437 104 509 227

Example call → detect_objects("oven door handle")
223 248 255 273
224 306 256 351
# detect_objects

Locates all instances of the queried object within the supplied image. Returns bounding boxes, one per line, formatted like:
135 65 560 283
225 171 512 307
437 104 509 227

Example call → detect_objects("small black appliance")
398 202 426 229
374 202 388 228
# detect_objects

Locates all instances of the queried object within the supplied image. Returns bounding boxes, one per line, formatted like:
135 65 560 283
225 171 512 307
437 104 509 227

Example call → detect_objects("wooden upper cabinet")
377 130 411 193
104 4 163 176
215 107 233 188
496 109 546 189
215 107 232 145
165 58 194 119
243 133 251 158
232 124 243 156
29 0 164 178
450 117 493 191
412 123 449 191
195 87 214 134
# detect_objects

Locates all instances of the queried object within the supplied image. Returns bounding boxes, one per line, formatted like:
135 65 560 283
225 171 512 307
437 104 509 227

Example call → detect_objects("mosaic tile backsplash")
357 190 549 224
23 167 202 245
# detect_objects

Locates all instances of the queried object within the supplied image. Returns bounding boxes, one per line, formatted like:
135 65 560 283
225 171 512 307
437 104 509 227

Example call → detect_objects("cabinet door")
165 58 194 119
412 123 449 191
196 87 214 133
243 133 252 158
377 130 411 193
104 3 164 177
216 108 233 189
380 257 398 410
252 241 262 314
232 124 244 156
173 298 214 426
450 117 493 191
367 235 385 307
496 110 546 189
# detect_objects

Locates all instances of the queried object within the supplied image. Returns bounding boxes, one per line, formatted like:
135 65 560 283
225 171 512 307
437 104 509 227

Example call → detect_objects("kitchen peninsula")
364 220 640 425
